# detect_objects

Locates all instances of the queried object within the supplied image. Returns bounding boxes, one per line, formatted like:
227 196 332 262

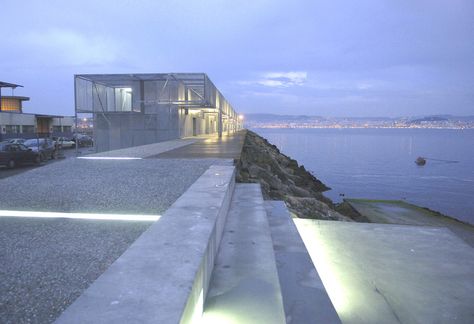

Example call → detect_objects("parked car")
24 138 57 161
0 143 41 168
72 134 93 147
53 137 75 149
7 138 26 145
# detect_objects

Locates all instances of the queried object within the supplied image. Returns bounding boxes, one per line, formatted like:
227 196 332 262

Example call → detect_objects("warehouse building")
0 81 74 141
74 73 242 152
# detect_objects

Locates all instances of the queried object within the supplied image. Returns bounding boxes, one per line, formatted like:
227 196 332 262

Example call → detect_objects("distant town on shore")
244 113 474 129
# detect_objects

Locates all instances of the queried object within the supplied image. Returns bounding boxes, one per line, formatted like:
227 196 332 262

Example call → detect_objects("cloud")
21 29 122 66
237 71 308 88
259 71 307 87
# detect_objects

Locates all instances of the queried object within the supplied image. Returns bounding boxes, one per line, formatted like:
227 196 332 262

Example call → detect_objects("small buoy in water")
415 157 426 166
339 193 345 197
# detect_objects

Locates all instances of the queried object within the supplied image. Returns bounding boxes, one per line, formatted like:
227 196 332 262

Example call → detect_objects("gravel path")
0 158 217 215
0 217 151 324
0 157 219 323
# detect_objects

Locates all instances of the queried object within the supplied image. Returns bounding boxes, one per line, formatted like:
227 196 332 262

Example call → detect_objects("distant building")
0 81 74 141
75 73 242 152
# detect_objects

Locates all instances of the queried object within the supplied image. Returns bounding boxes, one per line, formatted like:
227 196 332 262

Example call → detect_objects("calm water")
253 128 474 225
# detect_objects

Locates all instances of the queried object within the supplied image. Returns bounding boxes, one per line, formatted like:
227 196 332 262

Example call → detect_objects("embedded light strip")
293 219 349 317
0 210 160 221
77 157 143 160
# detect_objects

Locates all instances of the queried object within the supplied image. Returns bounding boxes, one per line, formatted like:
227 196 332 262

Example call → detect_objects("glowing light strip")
0 210 160 221
293 219 348 317
77 157 142 160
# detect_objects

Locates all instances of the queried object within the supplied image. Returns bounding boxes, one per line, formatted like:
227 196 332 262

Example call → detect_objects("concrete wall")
0 112 36 128
0 113 73 135
95 105 183 152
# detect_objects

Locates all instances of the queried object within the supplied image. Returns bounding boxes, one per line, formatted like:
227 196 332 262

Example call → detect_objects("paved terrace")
153 130 246 160
346 199 474 247
0 132 244 323
295 220 474 324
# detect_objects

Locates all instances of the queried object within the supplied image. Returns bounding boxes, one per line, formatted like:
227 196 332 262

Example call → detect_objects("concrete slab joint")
55 165 236 324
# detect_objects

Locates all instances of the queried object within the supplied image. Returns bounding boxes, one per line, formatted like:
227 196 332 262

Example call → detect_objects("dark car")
0 143 41 168
24 138 57 161
72 134 94 147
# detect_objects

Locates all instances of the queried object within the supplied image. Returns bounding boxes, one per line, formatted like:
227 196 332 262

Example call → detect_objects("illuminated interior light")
293 220 349 317
0 210 160 221
77 157 142 160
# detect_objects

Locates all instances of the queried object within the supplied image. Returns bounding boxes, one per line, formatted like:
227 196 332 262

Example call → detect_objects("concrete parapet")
56 165 235 324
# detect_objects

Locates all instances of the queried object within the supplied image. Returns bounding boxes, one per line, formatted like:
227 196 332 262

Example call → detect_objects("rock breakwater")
236 130 351 221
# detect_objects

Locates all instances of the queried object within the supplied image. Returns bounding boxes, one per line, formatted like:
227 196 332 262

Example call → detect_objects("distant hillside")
242 113 474 129
410 116 449 124
244 113 474 122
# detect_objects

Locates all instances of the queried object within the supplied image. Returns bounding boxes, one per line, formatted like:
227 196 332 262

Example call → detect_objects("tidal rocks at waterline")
236 130 351 221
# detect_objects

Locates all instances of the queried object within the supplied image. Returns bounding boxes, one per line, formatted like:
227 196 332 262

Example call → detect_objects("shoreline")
237 130 474 235
250 126 474 130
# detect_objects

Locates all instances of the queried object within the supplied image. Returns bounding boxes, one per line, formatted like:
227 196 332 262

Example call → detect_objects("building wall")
0 112 74 140
95 105 182 152
93 81 219 152
178 110 218 138
0 112 36 129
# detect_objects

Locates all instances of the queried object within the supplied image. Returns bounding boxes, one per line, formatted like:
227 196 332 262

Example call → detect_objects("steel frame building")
74 73 242 152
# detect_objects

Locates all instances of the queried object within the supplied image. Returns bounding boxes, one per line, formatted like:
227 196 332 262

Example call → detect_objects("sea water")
253 128 474 225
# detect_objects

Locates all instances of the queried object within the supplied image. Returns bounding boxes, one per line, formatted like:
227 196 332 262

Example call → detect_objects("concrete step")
265 201 341 324
202 184 286 323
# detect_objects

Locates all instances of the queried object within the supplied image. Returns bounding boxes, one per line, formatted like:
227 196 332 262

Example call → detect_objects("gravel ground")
0 157 219 323
0 158 217 214
0 217 152 324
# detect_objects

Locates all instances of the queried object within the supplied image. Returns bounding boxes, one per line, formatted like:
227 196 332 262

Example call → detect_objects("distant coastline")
247 125 473 130
243 113 474 129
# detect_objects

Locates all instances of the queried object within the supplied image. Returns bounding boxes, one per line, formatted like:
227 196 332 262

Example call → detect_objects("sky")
1 0 473 117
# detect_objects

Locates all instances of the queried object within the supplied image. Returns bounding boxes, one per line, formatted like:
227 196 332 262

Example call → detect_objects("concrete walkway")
151 130 246 160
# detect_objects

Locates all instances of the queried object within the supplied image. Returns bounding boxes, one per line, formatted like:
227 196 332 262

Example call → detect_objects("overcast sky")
1 0 473 117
